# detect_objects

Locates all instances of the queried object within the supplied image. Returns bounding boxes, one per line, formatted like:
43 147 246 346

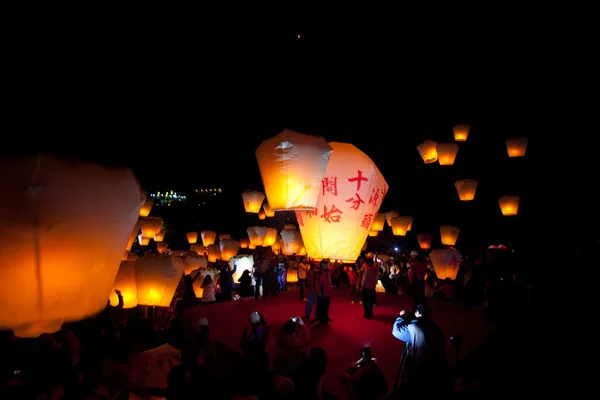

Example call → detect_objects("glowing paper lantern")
242 190 265 213
376 280 385 293
219 234 231 240
249 244 256 250
384 211 399 226
247 226 269 247
506 137 528 157
271 238 282 253
186 232 198 244
296 142 388 263
239 238 249 249
138 234 150 246
416 140 438 164
229 255 254 283
371 213 386 231
498 196 520 216
201 231 217 246
440 226 460 246
156 242 169 253
263 203 275 217
126 221 142 251
182 254 207 275
135 254 184 307
0 155 145 337
258 210 266 220
154 229 165 242
455 179 478 201
390 217 411 236
192 268 219 298
405 216 414 231
436 143 459 166
139 198 153 217
109 261 138 308
417 234 432 250
140 217 163 239
368 230 379 237
219 239 240 261
262 228 278 247
452 124 470 142
190 244 207 255
207 244 221 262
430 248 462 280
280 228 304 256
286 268 298 283
256 129 333 210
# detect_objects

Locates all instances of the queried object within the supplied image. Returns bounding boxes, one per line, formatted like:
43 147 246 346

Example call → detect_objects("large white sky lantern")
296 142 388 263
0 155 145 337
430 248 463 280
229 255 254 283
256 129 333 211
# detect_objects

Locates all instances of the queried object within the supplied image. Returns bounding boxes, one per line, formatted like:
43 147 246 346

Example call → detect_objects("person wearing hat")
241 311 270 377
408 250 428 308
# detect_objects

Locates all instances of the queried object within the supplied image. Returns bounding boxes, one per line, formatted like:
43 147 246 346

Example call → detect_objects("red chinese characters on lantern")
322 177 338 196
346 193 365 210
321 205 343 223
295 211 304 227
368 188 381 206
306 208 319 218
348 170 368 192
361 213 374 229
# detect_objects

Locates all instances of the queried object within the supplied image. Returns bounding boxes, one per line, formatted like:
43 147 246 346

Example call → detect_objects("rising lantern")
154 229 165 242
0 155 145 337
256 129 333 211
296 142 388 263
416 140 438 164
430 248 463 280
229 255 254 283
258 210 266 220
109 260 138 308
498 196 520 216
182 254 207 275
201 231 217 246
440 226 460 246
247 226 269 247
242 190 265 213
140 217 163 240
186 232 198 244
390 216 411 236
436 143 459 166
506 137 528 157
452 124 470 142
263 203 275 217
384 211 399 226
206 244 220 262
371 213 386 231
455 179 478 201
137 234 150 246
135 254 184 307
417 234 432 249
139 198 154 217
156 242 169 253
219 239 240 261
280 228 305 256
239 238 249 249
262 227 278 247
190 244 207 255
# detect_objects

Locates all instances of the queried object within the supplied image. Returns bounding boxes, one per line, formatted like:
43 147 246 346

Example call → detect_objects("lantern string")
27 156 45 324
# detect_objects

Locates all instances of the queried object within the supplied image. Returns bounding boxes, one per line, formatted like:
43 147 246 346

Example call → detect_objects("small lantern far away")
140 217 163 240
296 142 388 263
506 137 528 157
219 234 231 240
135 254 184 307
417 140 438 164
452 124 470 142
242 190 265 213
154 229 165 242
138 234 150 246
201 230 217 246
258 210 266 220
219 239 240 261
256 129 333 211
455 179 478 201
239 238 249 249
371 213 386 231
110 260 138 309
186 232 198 244
417 234 432 249
436 143 459 166
206 244 221 262
384 211 399 226
263 203 275 217
430 248 463 280
440 226 460 246
139 198 154 217
498 196 520 216
390 216 411 236
368 230 379 237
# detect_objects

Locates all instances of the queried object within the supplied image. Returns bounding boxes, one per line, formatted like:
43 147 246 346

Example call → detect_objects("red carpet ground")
187 287 495 398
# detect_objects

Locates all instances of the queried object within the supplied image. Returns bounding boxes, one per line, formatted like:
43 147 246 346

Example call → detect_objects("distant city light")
297 33 301 39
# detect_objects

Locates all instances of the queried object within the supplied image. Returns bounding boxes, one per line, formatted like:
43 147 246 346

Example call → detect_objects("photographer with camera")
340 346 388 400
274 316 311 378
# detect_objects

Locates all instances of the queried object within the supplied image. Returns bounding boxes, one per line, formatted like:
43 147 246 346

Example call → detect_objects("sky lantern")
384 211 399 226
219 239 240 261
239 238 249 249
455 179 478 201
182 253 206 275
201 230 217 246
498 196 520 216
436 143 459 165
219 234 231 240
186 232 198 244
137 234 150 246
506 137 528 157
229 255 253 283
416 140 438 164
263 203 275 217
156 242 169 253
296 142 388 263
430 248 462 280
126 221 142 251
192 267 219 298
262 227 278 247
242 190 265 213
280 226 304 256
109 260 138 308
154 229 165 242
256 129 333 211
206 244 220 262
368 230 379 237
247 226 269 247
440 226 460 246
135 254 184 307
390 216 410 236
190 244 207 255
371 213 386 231
140 217 163 240
139 198 153 217
417 234 432 249
271 238 281 253
0 155 145 337
258 210 266 220
452 124 470 141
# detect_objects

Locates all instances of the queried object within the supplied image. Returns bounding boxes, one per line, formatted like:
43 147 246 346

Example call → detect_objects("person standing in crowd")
346 265 360 304
304 261 320 320
317 259 333 324
297 256 309 301
254 252 270 300
359 257 378 318
408 250 428 308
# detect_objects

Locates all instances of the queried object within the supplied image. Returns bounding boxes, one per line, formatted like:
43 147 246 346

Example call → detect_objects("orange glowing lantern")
201 231 217 246
296 142 388 263
109 261 138 308
430 248 463 280
154 229 165 242
452 124 470 142
371 213 386 231
206 244 220 262
506 137 528 157
263 204 275 217
258 210 266 220
436 143 459 166
271 238 281 253
498 196 520 216
384 211 399 226
390 217 411 236
0 155 146 337
190 244 207 255
280 227 304 256
219 234 231 240
286 268 298 283
239 238 249 249
126 221 142 251
242 190 265 213
135 254 184 307
256 129 333 210
182 254 207 275
156 242 169 253
186 232 198 244
219 239 240 261
192 268 219 298
455 179 478 201
440 226 460 246
140 217 163 240
417 234 432 249
368 230 379 237
249 244 256 250
247 226 268 247
139 198 153 217
138 234 150 246
417 140 438 164
405 216 414 231
262 228 278 247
